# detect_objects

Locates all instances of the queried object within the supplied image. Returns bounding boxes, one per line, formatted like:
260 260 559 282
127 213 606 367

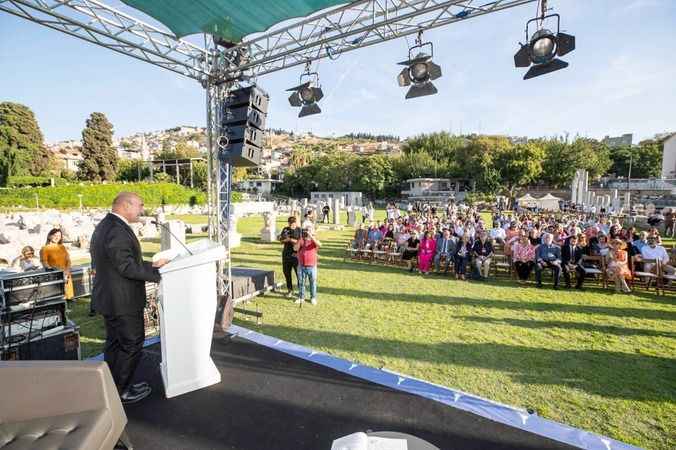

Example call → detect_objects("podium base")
160 358 221 399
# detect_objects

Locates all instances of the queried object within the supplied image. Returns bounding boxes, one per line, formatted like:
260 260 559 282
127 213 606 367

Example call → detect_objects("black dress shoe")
120 385 151 404
131 381 149 391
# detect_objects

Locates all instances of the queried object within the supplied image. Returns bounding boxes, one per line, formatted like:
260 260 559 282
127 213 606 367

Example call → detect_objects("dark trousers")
282 257 298 291
103 312 145 393
563 265 585 288
455 256 468 274
535 261 561 286
514 261 534 280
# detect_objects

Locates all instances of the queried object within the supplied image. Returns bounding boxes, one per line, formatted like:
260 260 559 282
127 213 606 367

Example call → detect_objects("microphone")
152 220 194 256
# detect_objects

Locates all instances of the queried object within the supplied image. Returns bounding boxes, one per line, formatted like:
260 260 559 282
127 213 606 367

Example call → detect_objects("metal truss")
205 81 232 298
224 0 537 79
0 0 211 82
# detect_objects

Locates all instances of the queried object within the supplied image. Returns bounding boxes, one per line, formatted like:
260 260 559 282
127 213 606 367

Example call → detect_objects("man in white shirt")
640 237 675 274
302 210 316 234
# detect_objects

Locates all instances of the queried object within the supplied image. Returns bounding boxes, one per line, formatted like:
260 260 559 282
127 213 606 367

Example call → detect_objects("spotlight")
287 69 324 118
514 13 575 80
397 35 442 99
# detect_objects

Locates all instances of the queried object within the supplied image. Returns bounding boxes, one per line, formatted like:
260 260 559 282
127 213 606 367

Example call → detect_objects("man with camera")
293 228 321 305
279 216 301 298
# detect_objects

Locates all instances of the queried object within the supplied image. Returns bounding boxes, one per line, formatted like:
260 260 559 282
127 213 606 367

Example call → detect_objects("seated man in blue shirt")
535 233 562 289
367 224 383 250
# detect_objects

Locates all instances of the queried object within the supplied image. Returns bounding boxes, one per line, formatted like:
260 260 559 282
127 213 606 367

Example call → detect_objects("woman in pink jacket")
417 230 437 275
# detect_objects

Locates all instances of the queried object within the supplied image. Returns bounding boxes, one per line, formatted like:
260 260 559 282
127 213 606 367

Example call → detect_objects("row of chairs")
344 239 671 295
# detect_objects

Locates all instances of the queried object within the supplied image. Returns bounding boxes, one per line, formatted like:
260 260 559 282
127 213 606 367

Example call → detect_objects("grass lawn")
70 213 676 449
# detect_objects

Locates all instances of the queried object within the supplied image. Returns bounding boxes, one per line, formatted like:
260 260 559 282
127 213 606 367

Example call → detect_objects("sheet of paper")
367 436 408 450
331 432 368 450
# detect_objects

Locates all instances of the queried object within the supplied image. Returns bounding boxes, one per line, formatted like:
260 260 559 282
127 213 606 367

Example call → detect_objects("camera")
302 229 309 238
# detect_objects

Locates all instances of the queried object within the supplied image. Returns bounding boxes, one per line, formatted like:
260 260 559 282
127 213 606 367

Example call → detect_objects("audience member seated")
561 234 584 289
402 232 420 273
417 231 436 275
607 239 632 293
367 224 383 249
11 246 42 272
512 233 535 284
434 229 457 274
640 236 674 274
353 224 368 249
472 232 493 280
535 233 562 289
454 235 472 280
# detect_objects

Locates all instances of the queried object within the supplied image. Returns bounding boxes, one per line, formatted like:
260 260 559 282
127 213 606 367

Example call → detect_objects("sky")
1 0 675 144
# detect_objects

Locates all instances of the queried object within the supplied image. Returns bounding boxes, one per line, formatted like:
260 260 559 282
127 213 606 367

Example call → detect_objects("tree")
456 136 511 193
79 112 118 181
156 140 201 160
495 141 545 198
0 102 53 181
609 142 662 179
350 155 396 199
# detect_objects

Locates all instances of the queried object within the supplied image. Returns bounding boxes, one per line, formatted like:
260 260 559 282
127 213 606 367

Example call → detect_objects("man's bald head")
112 192 144 223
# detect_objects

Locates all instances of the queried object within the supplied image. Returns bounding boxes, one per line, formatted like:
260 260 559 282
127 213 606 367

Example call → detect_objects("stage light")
397 34 442 99
287 69 324 117
514 13 575 80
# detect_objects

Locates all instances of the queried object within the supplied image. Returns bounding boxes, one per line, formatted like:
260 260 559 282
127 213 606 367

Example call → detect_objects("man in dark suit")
434 228 457 274
91 192 168 404
561 234 585 289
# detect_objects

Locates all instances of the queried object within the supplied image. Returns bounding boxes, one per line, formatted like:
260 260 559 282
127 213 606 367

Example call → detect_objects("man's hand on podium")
153 258 170 268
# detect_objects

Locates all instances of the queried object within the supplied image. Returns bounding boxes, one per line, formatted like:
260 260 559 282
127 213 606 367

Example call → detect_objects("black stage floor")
124 336 577 450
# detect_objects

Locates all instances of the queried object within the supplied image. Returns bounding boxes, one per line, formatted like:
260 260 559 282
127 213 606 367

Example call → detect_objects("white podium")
155 239 225 398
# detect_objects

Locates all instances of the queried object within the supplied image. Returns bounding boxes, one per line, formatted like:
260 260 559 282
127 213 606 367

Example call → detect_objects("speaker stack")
1 269 80 361
221 85 269 167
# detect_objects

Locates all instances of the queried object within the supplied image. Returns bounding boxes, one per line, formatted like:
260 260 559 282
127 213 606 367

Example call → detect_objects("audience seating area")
345 238 674 295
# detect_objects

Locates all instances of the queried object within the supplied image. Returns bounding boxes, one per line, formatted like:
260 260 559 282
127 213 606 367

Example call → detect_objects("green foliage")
6 175 67 187
0 182 205 208
116 159 150 182
156 141 201 160
0 102 53 182
152 171 173 183
495 141 545 195
609 141 663 179
79 112 118 181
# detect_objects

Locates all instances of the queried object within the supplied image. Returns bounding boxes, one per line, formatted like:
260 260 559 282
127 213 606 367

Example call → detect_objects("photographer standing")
279 216 301 298
294 228 321 305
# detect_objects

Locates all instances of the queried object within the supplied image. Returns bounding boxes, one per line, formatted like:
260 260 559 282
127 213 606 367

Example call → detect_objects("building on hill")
47 141 83 172
237 178 281 197
661 133 676 179
602 133 633 148
402 178 471 202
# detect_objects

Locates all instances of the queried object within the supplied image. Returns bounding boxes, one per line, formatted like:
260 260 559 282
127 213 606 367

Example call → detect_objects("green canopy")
122 0 348 43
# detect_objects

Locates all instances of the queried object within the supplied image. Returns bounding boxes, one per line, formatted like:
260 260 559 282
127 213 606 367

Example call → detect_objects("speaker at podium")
153 239 225 398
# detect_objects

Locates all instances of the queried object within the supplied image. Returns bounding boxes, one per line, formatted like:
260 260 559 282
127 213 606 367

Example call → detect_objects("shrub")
0 182 207 208
6 176 68 187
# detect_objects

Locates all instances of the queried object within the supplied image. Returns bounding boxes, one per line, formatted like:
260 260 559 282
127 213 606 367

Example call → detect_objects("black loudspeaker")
221 85 269 167
223 105 267 130
227 86 269 113
225 143 262 167
1 325 80 360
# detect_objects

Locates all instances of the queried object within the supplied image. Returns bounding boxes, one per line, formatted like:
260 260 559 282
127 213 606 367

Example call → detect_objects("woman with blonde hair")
40 228 74 300
12 246 41 271
607 239 631 293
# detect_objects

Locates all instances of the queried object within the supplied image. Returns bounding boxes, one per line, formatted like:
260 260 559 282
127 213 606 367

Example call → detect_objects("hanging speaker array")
221 85 269 167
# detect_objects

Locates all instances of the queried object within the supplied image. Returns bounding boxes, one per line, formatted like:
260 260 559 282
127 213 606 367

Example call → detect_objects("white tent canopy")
537 193 562 211
517 193 538 208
